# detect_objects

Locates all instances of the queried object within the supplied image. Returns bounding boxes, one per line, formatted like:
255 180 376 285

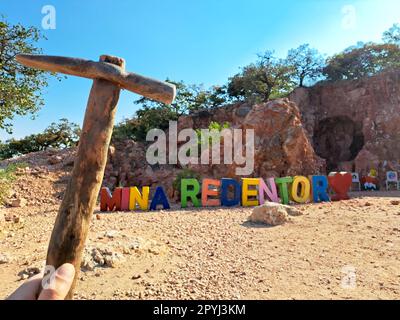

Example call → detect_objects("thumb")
38 263 75 300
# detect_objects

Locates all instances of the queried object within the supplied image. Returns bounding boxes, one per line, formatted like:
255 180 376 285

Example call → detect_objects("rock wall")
103 98 324 200
289 70 400 185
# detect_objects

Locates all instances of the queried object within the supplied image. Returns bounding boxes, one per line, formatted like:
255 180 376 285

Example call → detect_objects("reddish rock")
289 70 400 187
102 99 324 202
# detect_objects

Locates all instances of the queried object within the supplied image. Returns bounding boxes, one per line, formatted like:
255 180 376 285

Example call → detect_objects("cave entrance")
313 116 364 172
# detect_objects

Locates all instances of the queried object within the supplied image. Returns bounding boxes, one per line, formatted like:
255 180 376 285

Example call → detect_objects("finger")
6 272 44 300
38 263 75 300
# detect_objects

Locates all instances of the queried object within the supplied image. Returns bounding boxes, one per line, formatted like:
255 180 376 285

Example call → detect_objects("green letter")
275 177 293 205
181 178 201 208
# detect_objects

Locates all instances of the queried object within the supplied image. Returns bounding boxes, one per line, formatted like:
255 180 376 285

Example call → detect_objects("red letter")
100 187 122 211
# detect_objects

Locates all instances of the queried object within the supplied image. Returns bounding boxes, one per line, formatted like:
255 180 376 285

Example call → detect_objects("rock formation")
289 69 400 185
103 98 324 200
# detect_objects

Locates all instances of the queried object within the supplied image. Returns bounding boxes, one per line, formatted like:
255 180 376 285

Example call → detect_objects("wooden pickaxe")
15 54 176 299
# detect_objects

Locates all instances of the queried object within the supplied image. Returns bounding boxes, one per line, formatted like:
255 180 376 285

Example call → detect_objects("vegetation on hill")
113 24 400 143
323 42 400 81
0 119 80 160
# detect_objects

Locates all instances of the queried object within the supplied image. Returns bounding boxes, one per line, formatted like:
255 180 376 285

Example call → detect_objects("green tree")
286 44 325 87
227 51 295 103
135 80 228 117
383 23 400 44
0 17 58 133
38 118 81 149
113 80 229 142
323 42 400 81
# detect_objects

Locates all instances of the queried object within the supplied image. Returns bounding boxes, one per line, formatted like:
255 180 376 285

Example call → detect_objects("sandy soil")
1 189 399 300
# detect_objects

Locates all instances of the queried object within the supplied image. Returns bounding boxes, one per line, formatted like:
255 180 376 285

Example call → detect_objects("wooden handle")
45 75 120 299
16 54 176 104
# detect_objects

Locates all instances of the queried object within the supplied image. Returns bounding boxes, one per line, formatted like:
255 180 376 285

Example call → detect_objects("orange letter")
202 179 221 207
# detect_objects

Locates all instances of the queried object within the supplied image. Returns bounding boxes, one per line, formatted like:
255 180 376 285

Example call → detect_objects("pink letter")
121 187 130 211
259 178 280 204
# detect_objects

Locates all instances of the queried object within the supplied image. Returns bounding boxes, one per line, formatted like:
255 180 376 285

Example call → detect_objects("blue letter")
221 178 241 207
150 186 170 210
312 176 330 203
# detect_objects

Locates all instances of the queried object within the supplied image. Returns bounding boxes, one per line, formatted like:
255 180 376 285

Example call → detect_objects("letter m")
100 187 122 211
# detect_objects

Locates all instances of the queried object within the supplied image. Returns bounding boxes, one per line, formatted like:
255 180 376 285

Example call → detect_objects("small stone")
18 266 42 280
20 274 29 280
390 200 400 205
365 202 372 207
92 249 105 265
0 254 11 264
104 230 118 239
81 256 96 271
96 214 101 220
11 198 27 208
132 274 141 280
104 253 124 268
48 155 63 165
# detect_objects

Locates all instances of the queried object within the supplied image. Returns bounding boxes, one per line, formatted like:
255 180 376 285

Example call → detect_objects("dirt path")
1 193 399 300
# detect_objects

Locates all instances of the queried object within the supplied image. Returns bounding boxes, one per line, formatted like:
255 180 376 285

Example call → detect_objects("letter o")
291 176 310 203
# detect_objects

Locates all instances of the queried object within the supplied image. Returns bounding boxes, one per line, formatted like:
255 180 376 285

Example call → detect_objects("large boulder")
240 99 324 178
248 202 302 226
178 98 324 179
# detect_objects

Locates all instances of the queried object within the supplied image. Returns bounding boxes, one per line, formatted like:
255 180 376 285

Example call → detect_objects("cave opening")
313 116 364 172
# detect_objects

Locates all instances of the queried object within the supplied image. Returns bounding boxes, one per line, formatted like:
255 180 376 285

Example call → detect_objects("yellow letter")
291 176 311 203
129 186 150 211
242 178 259 207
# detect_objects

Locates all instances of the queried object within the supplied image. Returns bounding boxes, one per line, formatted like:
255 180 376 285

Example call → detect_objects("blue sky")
1 0 400 140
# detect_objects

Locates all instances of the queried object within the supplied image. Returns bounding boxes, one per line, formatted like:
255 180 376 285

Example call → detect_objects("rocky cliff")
289 69 400 184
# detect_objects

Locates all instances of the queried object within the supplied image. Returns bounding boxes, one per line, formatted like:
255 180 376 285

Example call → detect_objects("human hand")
7 263 75 300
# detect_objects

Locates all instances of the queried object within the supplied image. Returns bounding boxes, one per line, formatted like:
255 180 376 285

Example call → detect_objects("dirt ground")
1 188 399 300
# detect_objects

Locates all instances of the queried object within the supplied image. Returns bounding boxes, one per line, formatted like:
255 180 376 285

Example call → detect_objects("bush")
195 121 230 145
